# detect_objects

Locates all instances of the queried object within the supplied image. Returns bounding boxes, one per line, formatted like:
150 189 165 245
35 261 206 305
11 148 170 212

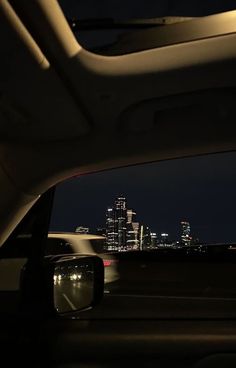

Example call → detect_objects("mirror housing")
20 254 104 317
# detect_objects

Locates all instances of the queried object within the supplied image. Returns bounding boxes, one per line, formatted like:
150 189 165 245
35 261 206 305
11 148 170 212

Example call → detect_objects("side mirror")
20 255 104 317
53 255 104 314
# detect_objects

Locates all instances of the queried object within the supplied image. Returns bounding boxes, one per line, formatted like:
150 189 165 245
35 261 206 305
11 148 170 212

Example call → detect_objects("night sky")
50 2 236 244
60 0 236 18
50 152 236 244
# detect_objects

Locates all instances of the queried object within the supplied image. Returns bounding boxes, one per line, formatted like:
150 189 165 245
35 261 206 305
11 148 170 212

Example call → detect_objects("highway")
54 279 94 313
54 278 236 319
54 251 236 319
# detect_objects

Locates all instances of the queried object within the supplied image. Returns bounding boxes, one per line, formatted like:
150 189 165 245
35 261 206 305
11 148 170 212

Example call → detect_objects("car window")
49 152 236 319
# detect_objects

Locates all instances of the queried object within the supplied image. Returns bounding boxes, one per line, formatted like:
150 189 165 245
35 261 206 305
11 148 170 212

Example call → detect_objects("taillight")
103 260 112 267
103 259 118 267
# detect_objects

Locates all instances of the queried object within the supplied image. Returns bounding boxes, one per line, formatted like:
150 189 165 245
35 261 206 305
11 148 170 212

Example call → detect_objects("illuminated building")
115 196 127 251
150 232 158 249
75 226 89 234
105 207 118 251
126 210 139 250
140 225 151 250
181 221 191 246
160 233 169 245
105 196 127 251
127 209 135 223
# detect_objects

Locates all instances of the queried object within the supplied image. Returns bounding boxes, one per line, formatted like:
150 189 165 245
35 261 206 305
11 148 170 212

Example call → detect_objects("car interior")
1 0 236 367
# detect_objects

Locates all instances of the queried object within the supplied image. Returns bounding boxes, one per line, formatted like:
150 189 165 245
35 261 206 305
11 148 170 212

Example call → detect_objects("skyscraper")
181 221 191 246
105 196 127 251
140 225 151 250
150 232 158 249
106 207 118 251
115 196 127 251
126 210 139 250
160 233 169 246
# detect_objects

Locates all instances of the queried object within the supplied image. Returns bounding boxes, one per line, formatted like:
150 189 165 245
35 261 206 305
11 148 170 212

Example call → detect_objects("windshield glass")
49 152 236 319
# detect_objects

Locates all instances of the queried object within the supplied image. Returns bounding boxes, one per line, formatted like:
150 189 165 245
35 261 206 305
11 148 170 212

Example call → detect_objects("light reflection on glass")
54 259 94 313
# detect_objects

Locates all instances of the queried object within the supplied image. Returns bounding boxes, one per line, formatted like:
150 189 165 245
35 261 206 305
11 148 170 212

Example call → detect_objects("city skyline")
50 153 236 244
51 188 202 243
75 194 197 251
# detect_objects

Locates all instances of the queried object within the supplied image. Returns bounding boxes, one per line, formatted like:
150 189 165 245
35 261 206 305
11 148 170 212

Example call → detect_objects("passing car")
47 232 119 284
0 232 119 288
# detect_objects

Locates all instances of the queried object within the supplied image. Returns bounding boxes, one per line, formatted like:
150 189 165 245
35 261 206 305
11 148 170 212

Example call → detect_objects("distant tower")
105 196 127 251
150 233 158 249
160 233 169 245
181 221 191 246
115 196 127 251
126 209 139 251
140 225 151 250
127 209 135 224
106 207 118 251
